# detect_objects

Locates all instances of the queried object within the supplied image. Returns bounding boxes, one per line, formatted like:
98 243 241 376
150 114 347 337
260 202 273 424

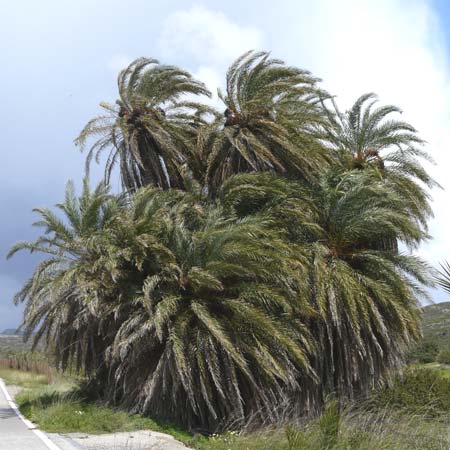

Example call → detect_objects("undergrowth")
4 367 450 449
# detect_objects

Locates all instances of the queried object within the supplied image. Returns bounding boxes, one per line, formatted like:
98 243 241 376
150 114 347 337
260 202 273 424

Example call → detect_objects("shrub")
197 406 450 450
406 340 439 364
370 367 450 417
437 348 450 365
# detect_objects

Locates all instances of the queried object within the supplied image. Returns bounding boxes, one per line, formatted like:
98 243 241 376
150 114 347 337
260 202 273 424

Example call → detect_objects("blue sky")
1 0 450 330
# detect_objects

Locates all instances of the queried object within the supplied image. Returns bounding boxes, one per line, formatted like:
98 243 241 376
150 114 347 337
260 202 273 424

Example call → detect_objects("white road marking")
0 378 62 450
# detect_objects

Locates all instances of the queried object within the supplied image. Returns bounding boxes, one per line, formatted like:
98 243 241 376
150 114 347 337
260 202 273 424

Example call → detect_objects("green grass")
0 335 35 358
4 367 450 450
193 410 450 450
17 388 170 434
421 362 450 379
3 370 197 446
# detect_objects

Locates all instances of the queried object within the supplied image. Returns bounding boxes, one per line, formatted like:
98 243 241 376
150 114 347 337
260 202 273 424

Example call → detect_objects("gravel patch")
66 430 189 450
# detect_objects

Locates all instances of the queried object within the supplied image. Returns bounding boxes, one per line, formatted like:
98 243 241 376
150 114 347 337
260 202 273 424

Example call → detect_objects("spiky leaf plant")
201 51 329 192
11 53 437 433
305 170 432 399
76 58 212 191
103 187 318 431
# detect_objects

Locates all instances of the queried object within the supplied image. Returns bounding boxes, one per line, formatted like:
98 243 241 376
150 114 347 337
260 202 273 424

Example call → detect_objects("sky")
1 0 450 330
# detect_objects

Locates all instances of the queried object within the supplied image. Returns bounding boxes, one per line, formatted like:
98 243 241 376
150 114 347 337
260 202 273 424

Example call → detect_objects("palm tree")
9 180 317 431
76 58 211 191
10 54 437 433
303 170 432 399
218 171 433 401
321 93 437 227
103 187 319 431
201 51 329 192
7 180 121 374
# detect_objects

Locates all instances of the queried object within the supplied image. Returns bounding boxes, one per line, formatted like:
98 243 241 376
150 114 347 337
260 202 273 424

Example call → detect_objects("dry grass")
0 367 50 389
0 354 55 383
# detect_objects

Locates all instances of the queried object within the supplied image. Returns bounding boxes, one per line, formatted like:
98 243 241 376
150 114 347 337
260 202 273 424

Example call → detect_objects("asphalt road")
0 381 51 450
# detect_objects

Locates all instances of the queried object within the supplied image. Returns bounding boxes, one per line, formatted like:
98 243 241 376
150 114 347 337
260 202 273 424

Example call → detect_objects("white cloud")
158 5 263 103
194 65 222 96
158 5 263 68
280 0 450 300
193 65 223 107
157 1 450 301
107 53 132 72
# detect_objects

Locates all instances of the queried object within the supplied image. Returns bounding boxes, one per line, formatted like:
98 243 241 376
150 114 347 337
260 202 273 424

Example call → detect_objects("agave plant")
321 93 437 227
201 51 329 192
76 58 212 191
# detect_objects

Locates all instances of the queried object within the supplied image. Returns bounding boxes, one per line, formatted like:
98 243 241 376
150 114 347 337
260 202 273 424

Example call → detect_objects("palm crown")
10 180 318 430
76 58 211 191
304 171 431 397
217 170 432 401
321 93 437 227
7 180 121 372
202 51 329 191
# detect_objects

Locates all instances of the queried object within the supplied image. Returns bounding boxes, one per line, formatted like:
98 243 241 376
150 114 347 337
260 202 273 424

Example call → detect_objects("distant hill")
0 328 21 336
422 301 450 348
0 334 32 358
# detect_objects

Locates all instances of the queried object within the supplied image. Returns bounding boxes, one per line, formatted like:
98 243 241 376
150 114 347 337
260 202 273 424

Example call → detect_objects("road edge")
0 377 62 450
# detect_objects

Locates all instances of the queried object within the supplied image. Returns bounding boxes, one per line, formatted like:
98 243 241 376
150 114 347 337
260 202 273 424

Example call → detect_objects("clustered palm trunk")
10 51 435 432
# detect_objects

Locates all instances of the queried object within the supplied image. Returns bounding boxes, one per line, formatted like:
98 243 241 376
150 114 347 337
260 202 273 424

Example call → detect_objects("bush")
437 348 450 365
370 367 450 417
197 406 450 450
406 340 439 364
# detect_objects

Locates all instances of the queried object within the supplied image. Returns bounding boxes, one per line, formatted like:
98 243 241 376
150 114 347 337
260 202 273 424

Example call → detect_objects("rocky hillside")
422 301 450 348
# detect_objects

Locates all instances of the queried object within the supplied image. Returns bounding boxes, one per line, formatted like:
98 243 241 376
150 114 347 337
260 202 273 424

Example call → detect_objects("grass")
419 301 450 350
17 387 172 434
0 335 34 358
420 362 450 379
0 368 197 446
0 368 50 388
3 366 450 450
19 384 447 450
193 412 450 450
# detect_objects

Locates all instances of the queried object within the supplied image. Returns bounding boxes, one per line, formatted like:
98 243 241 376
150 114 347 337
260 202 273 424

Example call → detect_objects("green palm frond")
436 261 450 295
11 54 436 433
216 170 432 403
320 93 438 227
204 51 330 192
76 58 211 191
